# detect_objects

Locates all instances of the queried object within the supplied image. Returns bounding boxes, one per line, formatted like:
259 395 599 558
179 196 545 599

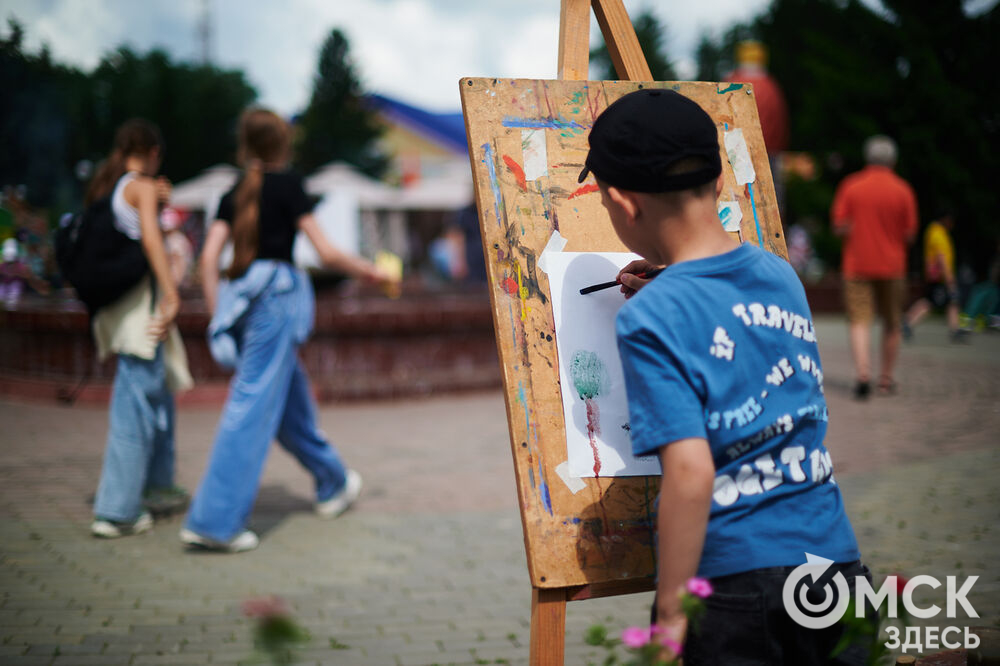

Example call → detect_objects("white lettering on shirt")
724 413 794 460
781 446 807 482
765 357 795 387
709 326 736 361
732 302 816 343
796 353 824 391
722 396 763 430
712 443 835 508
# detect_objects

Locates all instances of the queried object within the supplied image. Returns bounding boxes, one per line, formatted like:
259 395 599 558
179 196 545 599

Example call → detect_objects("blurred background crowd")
1 0 997 327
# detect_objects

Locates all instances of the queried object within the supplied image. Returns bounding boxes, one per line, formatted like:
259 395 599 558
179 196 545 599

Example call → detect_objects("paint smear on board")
717 82 744 94
568 183 599 200
571 350 608 476
515 263 530 320
724 129 757 185
538 182 552 224
502 115 586 132
502 154 527 191
522 129 548 181
747 182 765 249
481 143 503 227
517 381 539 496
538 459 552 514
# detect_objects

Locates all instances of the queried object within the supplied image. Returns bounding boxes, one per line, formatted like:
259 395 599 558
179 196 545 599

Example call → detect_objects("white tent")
395 159 473 211
169 164 239 216
305 162 398 208
303 160 471 263
172 159 473 270
306 160 472 211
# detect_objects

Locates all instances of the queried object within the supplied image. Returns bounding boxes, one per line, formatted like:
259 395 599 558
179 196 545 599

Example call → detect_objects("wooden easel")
460 1 784 663
531 3 653 664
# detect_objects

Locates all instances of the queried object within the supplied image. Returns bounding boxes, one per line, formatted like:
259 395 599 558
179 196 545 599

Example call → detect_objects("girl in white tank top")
110 171 143 240
84 119 191 539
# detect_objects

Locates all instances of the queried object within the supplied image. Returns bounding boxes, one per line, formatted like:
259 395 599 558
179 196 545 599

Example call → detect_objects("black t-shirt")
215 170 315 263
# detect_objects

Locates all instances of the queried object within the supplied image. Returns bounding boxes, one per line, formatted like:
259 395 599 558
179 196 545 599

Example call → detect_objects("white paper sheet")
536 230 568 274
521 129 548 182
718 200 743 232
724 128 757 185
545 252 663 478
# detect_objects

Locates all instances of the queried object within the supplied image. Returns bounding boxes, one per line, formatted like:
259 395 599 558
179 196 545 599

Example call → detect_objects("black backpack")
55 196 149 316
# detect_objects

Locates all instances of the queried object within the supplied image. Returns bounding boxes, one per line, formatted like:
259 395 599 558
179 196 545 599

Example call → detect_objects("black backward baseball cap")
578 88 722 193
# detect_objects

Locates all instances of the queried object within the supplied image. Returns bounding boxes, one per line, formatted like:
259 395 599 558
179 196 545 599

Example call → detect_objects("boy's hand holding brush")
579 258 665 299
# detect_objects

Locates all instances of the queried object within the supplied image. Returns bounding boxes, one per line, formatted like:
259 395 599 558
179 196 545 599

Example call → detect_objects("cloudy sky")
3 0 995 115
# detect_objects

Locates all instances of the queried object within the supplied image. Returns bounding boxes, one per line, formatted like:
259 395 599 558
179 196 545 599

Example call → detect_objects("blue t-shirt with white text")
615 243 859 578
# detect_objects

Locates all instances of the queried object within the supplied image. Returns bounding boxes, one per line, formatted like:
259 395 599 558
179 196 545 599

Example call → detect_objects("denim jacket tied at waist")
207 260 314 370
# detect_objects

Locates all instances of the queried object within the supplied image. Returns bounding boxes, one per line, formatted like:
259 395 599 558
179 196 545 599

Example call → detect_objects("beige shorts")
844 278 905 329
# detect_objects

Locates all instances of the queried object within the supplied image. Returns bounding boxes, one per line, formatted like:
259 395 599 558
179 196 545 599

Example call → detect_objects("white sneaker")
91 511 153 538
316 470 362 519
179 528 259 553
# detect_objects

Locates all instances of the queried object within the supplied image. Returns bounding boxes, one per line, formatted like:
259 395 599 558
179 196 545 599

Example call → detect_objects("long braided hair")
227 108 291 279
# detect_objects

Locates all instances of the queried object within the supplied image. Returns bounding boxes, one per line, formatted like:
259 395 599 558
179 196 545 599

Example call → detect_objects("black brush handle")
579 279 620 295
579 268 664 295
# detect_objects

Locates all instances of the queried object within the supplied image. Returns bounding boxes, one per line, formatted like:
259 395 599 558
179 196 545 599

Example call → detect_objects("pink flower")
621 626 653 648
685 577 713 599
659 637 684 657
241 595 290 619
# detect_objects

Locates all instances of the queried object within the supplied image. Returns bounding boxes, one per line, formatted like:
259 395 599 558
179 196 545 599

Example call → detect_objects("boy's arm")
653 437 715 641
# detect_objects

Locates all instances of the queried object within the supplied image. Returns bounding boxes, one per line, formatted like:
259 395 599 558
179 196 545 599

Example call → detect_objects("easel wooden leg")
530 587 567 666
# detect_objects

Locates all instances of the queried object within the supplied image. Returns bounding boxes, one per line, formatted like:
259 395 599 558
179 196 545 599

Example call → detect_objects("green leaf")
585 624 609 646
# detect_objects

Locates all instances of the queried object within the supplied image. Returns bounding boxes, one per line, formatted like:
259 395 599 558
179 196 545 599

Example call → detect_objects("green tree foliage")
697 0 999 274
295 29 386 177
590 10 676 81
86 48 256 184
1 20 89 208
695 24 754 83
0 19 255 210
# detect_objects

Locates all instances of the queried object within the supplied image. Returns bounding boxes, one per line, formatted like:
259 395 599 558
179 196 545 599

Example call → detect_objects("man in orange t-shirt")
832 135 917 399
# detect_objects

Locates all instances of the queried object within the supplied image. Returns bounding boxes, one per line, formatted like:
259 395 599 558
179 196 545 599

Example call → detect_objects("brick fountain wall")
0 284 501 405
0 277 889 405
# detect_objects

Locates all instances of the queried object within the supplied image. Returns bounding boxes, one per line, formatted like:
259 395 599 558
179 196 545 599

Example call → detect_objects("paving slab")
0 317 997 665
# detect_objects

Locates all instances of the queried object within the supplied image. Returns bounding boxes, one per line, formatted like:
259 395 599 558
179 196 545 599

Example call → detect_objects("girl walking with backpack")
88 119 193 538
181 108 393 552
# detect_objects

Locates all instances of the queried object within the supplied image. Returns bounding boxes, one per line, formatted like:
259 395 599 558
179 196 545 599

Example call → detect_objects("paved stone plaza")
1 316 997 665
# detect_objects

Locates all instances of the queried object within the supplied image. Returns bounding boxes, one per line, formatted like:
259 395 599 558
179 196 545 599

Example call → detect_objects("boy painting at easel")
583 88 872 664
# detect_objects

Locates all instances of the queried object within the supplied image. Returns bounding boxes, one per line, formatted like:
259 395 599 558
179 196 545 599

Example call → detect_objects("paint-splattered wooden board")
460 78 788 589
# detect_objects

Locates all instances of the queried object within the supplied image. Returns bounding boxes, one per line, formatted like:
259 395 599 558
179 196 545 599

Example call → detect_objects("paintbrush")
579 268 664 295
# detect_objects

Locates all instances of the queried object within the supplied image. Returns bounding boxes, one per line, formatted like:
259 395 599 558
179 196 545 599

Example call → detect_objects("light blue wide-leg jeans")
94 345 175 521
184 282 347 542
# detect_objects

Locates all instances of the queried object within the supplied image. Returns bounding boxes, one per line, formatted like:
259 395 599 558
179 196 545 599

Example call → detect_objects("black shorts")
653 561 873 665
925 282 956 309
